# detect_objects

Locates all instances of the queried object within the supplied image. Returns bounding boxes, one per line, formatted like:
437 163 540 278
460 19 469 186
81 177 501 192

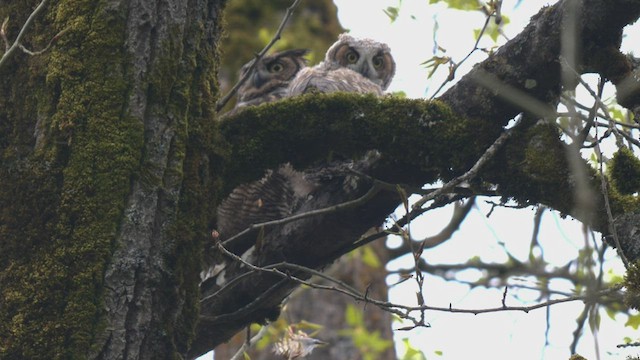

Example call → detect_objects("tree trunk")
0 0 223 358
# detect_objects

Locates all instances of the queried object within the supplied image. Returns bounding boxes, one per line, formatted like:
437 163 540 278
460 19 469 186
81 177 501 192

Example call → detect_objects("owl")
287 33 395 96
231 48 310 113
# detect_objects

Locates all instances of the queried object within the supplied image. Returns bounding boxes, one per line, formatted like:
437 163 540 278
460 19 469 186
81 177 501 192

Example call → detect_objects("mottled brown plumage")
287 33 395 96
215 164 316 255
230 49 309 114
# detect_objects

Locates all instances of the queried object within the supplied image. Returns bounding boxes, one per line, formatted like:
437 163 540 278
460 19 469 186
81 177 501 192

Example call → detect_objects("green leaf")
400 338 428 360
473 28 481 41
607 268 624 285
625 314 640 330
429 0 480 11
383 6 400 22
361 245 381 268
474 15 510 43
345 304 364 327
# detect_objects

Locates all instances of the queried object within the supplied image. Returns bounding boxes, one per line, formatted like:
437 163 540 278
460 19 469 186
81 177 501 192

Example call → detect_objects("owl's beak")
362 62 382 86
360 62 371 79
251 71 267 89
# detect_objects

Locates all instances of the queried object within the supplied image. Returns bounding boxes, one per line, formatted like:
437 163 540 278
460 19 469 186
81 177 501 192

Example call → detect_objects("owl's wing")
323 68 383 95
215 164 317 255
287 67 322 96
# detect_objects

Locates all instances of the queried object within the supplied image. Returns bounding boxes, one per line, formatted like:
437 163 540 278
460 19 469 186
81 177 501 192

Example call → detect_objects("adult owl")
287 33 395 96
230 48 309 113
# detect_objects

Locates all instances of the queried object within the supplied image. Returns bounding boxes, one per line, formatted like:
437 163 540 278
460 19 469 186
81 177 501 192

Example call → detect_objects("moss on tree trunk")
0 0 224 358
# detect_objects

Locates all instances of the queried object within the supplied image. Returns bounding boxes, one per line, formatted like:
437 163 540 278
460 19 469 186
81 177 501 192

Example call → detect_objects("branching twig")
412 115 521 211
220 182 382 249
435 285 623 316
207 242 419 326
595 123 630 268
429 13 493 100
207 236 625 333
0 0 50 68
215 0 303 112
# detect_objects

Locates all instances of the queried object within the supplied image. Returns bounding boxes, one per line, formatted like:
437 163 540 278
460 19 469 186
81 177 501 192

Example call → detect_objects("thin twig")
18 27 68 55
429 8 496 99
595 123 630 268
229 324 271 360
206 242 417 325
215 0 303 112
207 237 625 332
220 182 382 248
0 0 49 68
434 285 622 315
412 115 521 211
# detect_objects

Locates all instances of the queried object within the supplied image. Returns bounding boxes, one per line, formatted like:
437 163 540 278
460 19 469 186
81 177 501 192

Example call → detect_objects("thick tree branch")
191 0 640 355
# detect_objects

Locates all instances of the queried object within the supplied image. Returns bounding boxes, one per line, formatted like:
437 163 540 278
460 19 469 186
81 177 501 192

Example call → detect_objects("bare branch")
424 286 623 317
18 27 68 55
0 0 49 68
211 237 626 335
220 181 382 249
215 0 303 112
412 115 521 211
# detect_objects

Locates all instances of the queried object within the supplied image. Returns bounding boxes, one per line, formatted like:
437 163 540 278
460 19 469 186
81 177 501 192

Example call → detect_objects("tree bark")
0 0 223 359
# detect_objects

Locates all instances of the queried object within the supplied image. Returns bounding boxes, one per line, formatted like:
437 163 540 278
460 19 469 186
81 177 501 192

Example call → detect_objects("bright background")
203 1 640 359
331 1 640 359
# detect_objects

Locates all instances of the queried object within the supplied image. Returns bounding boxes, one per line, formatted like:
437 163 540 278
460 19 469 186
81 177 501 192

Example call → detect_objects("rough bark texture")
0 0 223 359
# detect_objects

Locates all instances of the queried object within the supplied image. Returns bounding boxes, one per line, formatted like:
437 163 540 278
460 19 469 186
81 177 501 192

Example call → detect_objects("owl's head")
324 33 396 90
236 48 310 105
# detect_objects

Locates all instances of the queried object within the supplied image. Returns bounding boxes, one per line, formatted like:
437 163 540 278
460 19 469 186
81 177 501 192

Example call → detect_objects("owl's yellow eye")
346 50 359 64
372 55 384 69
269 62 284 72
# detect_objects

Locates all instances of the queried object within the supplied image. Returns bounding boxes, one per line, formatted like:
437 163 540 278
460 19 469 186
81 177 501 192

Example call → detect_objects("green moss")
219 94 463 191
609 147 640 195
0 1 143 358
624 261 640 310
157 3 226 354
485 123 576 210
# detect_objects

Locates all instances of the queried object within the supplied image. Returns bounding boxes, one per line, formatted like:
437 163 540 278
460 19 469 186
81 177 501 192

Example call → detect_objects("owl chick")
287 33 395 96
232 48 310 112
